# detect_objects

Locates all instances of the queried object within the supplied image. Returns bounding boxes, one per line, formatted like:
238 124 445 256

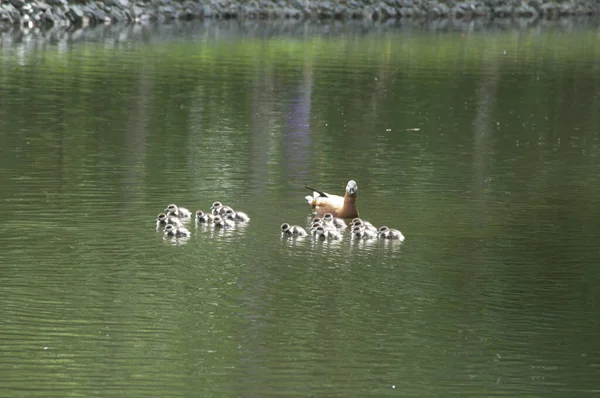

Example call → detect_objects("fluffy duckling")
351 225 377 240
305 180 359 218
210 201 224 215
213 215 235 229
224 208 250 223
313 225 342 240
350 218 377 233
210 201 233 216
378 226 405 241
311 217 336 231
323 213 347 230
157 212 184 227
195 210 213 223
165 204 192 219
281 223 308 237
164 224 191 238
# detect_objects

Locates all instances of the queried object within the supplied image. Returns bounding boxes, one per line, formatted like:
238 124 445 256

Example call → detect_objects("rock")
380 4 397 18
9 0 25 9
540 1 558 16
2 3 21 23
0 7 14 25
202 5 214 17
516 2 537 17
493 4 514 16
66 5 84 24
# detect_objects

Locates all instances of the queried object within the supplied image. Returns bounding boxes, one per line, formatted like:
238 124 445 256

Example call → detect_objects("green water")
1 21 600 397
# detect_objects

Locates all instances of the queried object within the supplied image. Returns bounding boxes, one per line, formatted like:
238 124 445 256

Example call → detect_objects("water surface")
1 20 600 397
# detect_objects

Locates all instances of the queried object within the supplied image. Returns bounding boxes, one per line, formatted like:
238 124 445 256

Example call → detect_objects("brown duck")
304 180 359 219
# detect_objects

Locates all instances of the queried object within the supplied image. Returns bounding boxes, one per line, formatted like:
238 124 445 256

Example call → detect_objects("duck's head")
346 180 358 196
281 223 291 233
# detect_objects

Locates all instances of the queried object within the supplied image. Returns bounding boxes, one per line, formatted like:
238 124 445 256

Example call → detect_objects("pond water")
1 20 600 397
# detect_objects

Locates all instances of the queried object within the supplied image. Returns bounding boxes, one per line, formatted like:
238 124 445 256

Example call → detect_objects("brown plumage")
304 180 359 219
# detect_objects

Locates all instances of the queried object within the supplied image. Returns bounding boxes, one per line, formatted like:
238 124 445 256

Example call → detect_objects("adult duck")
305 180 359 219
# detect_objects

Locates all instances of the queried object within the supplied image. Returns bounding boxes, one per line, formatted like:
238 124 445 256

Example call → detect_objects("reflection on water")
1 20 600 397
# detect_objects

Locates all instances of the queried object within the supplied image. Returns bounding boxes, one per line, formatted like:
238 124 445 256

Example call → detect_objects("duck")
351 225 377 240
165 204 191 219
350 218 377 233
195 210 213 223
224 208 250 223
323 213 347 230
281 223 308 237
213 215 235 229
378 226 405 241
164 224 191 238
313 225 342 240
305 180 359 219
157 212 184 227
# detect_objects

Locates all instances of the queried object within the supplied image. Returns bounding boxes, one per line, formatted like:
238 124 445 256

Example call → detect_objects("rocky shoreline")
1 0 599 31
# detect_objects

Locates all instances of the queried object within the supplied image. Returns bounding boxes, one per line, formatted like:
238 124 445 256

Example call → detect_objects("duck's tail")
305 185 328 197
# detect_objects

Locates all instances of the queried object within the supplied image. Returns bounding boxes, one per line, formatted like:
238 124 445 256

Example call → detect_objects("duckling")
378 226 405 241
313 225 342 240
323 213 347 230
210 201 234 216
224 208 250 223
351 218 377 233
210 201 224 215
213 215 235 229
195 210 213 223
157 212 184 227
165 204 191 219
311 217 337 231
305 180 359 218
164 224 191 238
352 225 377 240
281 223 308 237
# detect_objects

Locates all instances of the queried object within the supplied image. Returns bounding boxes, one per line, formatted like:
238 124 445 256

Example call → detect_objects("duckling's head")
195 210 204 217
323 213 334 222
164 224 176 235
346 180 358 196
312 218 324 227
352 219 365 228
224 208 236 219
211 201 222 210
213 215 223 224
378 226 390 233
165 204 178 214
352 225 363 236
314 225 326 237
281 223 291 233
157 213 168 222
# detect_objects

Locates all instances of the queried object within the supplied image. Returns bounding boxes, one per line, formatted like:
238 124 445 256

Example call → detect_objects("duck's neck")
344 193 356 207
